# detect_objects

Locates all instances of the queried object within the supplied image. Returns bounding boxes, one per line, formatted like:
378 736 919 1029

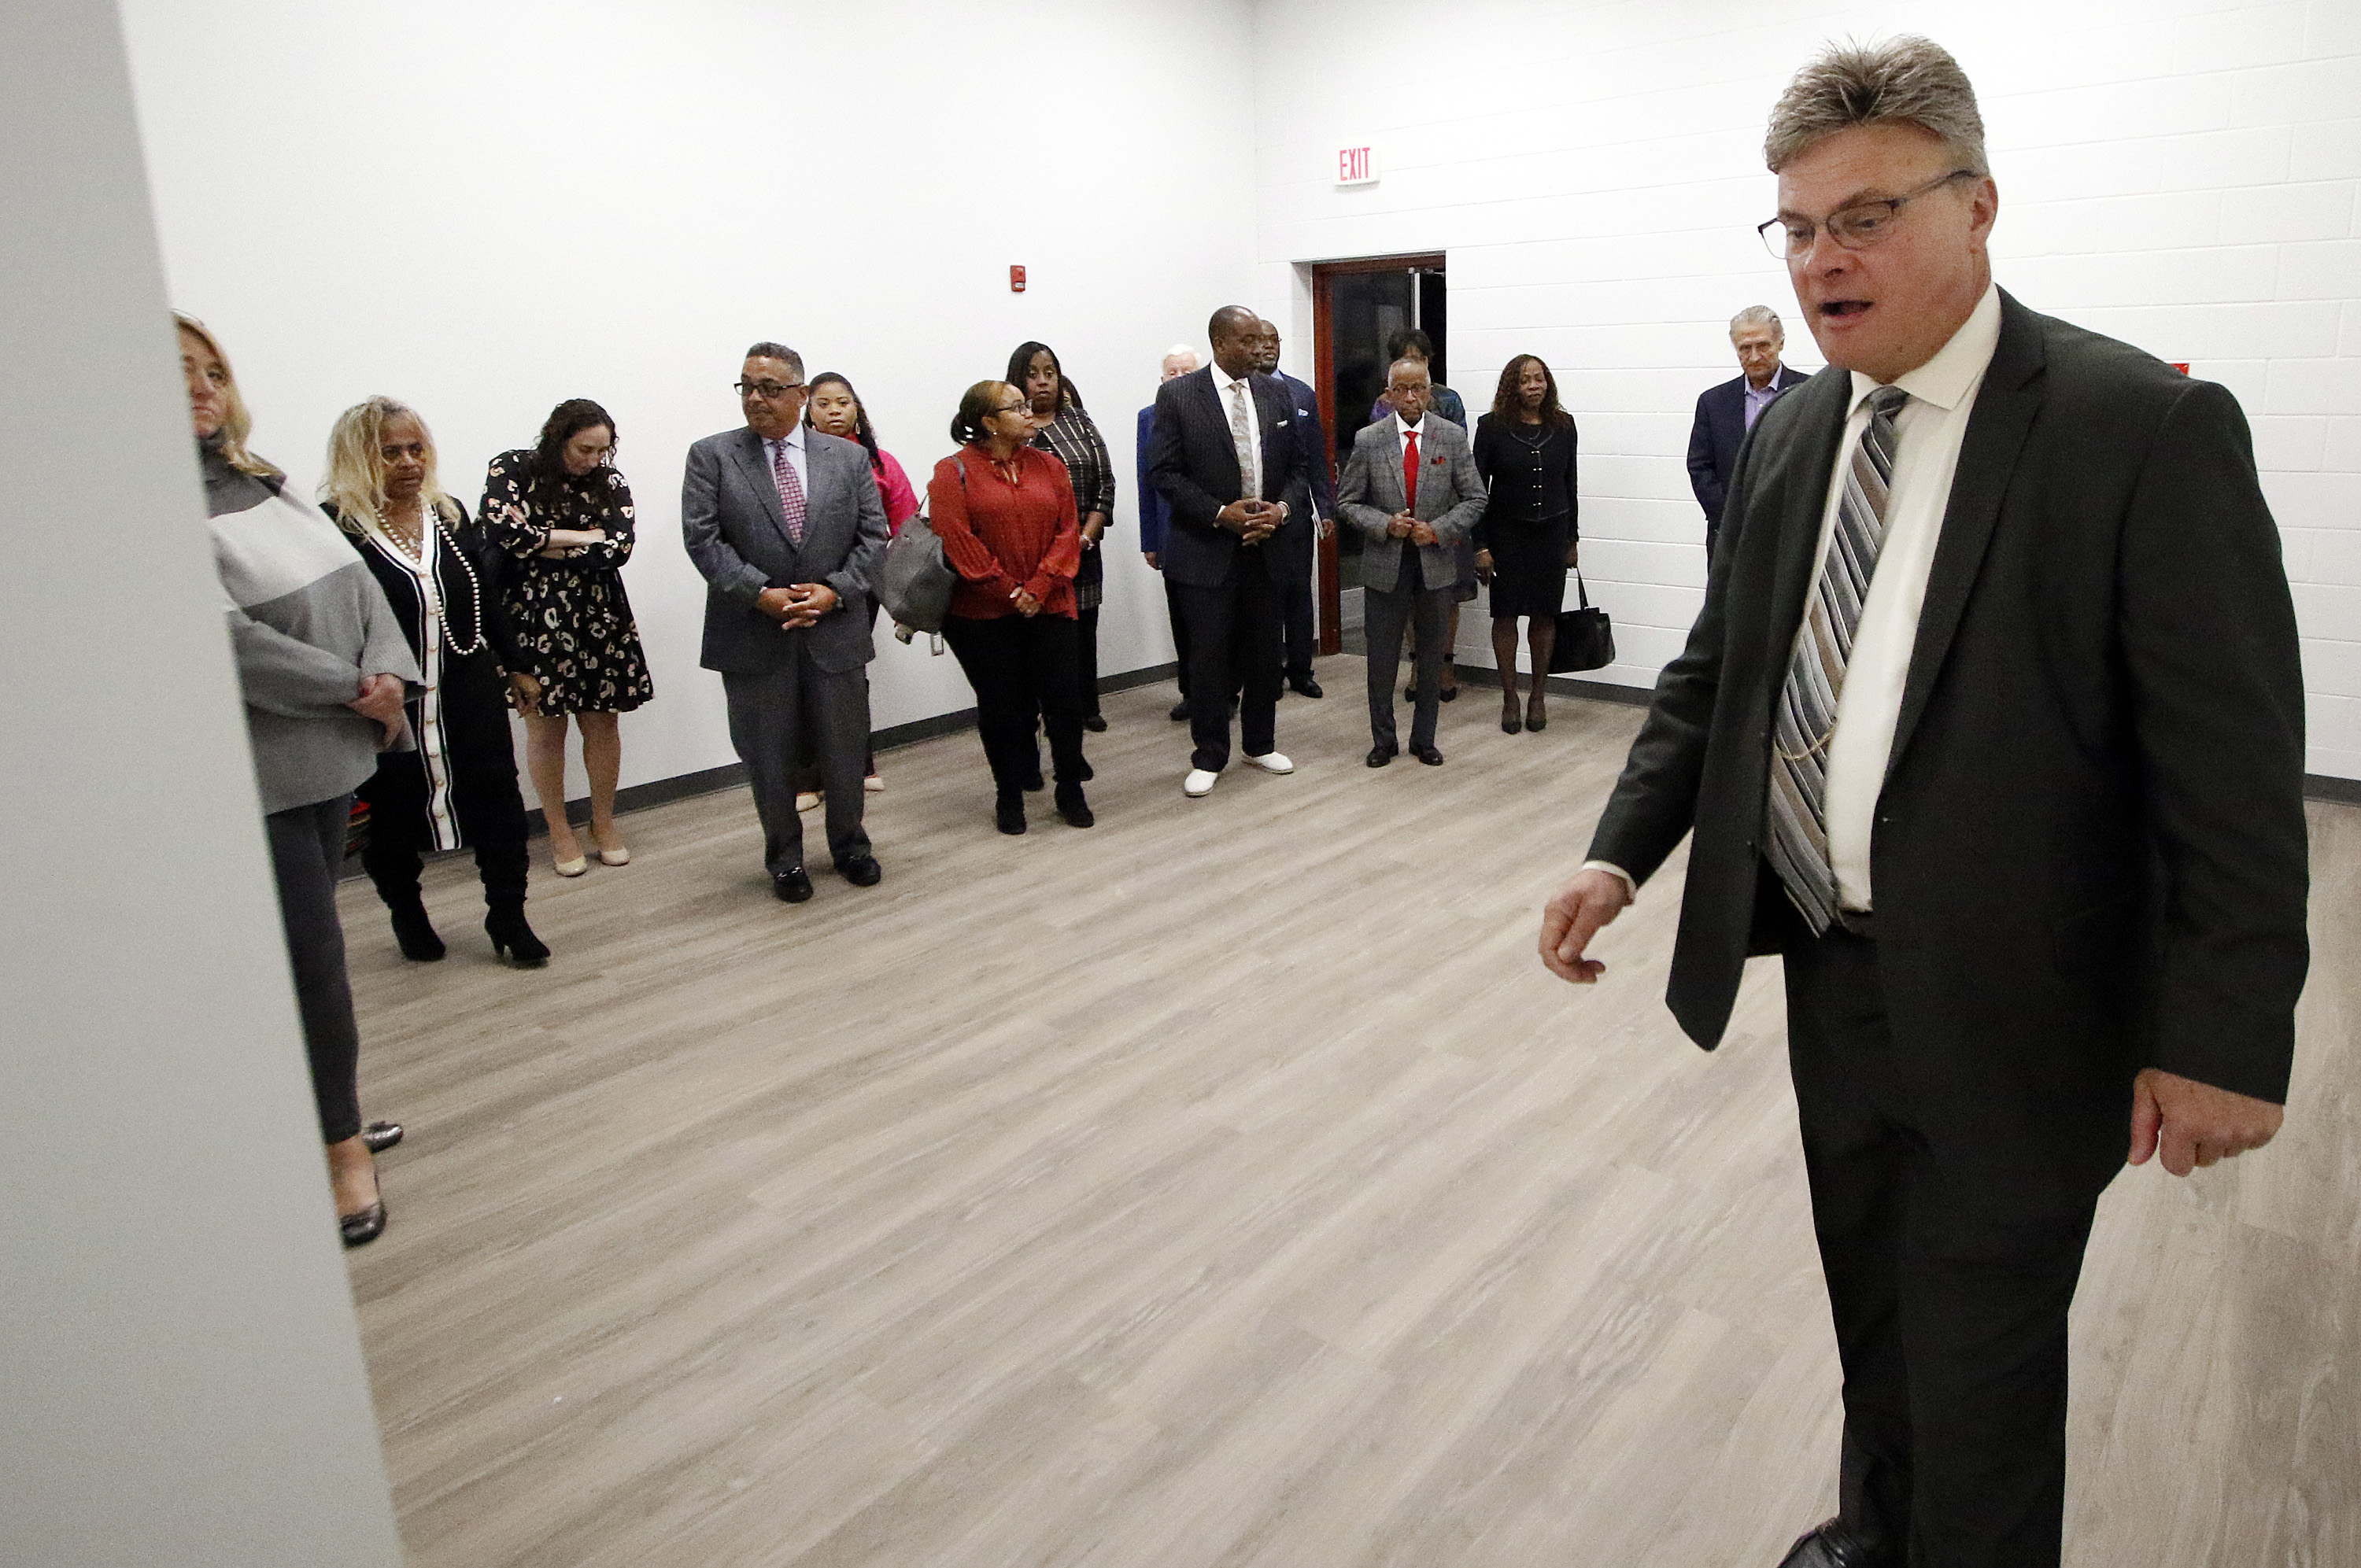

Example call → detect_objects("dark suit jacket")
1591 290 2306 1193
1687 363 1808 554
1144 366 1304 590
1270 371 1336 581
681 426 889 675
1136 404 1172 558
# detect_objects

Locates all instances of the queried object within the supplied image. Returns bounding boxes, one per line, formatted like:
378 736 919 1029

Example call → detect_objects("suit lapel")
730 428 794 549
1190 369 1241 495
1885 290 2047 781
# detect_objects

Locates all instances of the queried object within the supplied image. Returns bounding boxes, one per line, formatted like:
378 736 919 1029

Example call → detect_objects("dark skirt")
1485 511 1575 620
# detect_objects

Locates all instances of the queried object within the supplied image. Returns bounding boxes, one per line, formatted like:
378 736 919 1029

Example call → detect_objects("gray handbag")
872 460 962 634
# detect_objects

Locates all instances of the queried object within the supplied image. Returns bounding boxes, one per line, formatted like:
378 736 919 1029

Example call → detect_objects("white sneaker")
795 791 821 812
863 773 885 793
1243 751 1295 775
1183 768 1220 798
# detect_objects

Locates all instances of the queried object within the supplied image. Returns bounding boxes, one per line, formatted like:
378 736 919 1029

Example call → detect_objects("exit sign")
1336 146 1379 186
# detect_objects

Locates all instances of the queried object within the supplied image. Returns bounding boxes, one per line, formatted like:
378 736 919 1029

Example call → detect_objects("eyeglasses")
735 379 805 399
1759 169 1976 260
993 401 1029 415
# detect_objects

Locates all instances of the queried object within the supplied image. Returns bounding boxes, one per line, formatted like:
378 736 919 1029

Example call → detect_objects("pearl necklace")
369 504 488 658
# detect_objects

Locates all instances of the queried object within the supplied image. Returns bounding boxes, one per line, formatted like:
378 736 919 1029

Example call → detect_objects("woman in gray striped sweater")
179 313 418 1249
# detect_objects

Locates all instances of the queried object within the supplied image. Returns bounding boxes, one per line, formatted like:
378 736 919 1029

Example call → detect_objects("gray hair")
1162 343 1199 367
743 341 805 379
1387 357 1432 386
1730 306 1783 338
1764 35 1988 177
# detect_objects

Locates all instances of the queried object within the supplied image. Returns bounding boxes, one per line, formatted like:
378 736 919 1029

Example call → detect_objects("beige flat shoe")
863 773 885 793
596 845 630 867
795 791 822 812
552 853 589 877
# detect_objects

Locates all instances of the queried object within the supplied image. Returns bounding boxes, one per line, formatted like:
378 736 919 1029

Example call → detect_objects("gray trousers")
723 649 872 874
264 795 363 1145
1362 573 1450 750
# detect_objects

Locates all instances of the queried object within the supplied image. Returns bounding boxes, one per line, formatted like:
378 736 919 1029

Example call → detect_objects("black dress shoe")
1083 713 1108 732
339 1201 386 1249
1501 707 1523 735
1410 743 1445 766
1365 744 1396 768
837 855 883 887
774 865 815 902
1775 1519 1883 1568
1290 677 1324 699
387 899 445 961
1169 699 1191 722
1054 782 1095 828
485 907 549 968
360 1120 403 1155
996 793 1027 835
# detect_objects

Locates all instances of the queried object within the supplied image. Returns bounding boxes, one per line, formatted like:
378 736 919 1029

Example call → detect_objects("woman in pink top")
804 371 915 793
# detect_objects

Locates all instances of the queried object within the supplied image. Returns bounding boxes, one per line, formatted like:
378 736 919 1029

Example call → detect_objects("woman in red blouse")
929 380 1092 834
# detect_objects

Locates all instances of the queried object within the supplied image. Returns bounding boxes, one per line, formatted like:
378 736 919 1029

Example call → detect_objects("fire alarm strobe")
1010 265 1026 293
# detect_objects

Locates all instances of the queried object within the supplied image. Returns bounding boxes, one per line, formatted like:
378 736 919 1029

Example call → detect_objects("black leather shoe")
1365 745 1396 768
1054 783 1094 828
1169 699 1191 722
1775 1519 1883 1568
339 1201 386 1249
1083 713 1108 732
388 899 445 961
996 794 1027 835
1290 677 1324 699
837 855 883 887
1501 707 1523 735
1410 743 1445 766
485 907 549 968
1021 767 1045 791
361 1120 403 1155
773 865 815 902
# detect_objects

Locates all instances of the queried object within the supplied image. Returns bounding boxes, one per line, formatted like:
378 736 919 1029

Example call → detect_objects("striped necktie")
1764 385 1908 934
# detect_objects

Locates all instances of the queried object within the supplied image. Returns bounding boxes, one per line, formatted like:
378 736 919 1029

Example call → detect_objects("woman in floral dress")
482 398 653 875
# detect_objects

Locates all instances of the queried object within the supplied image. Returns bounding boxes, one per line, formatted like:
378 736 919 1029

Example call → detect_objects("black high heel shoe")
361 1120 404 1154
485 907 550 968
387 898 445 961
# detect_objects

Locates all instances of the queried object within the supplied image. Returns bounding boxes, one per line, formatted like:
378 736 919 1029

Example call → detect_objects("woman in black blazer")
323 397 548 968
1472 355 1580 734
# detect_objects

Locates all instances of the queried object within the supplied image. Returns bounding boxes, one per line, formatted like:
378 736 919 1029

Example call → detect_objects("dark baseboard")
1447 661 1653 707
2305 773 2361 806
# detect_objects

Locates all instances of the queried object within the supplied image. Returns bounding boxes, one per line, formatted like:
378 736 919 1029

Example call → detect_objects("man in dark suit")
1253 318 1336 699
682 342 890 902
1139 345 1201 723
1147 304 1305 799
1541 38 2304 1568
1688 306 1810 561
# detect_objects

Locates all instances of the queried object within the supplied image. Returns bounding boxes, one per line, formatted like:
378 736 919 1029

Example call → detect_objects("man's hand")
1317 515 1335 541
1144 552 1162 571
1539 869 1634 983
1409 521 1439 548
2128 1068 2283 1176
348 672 408 746
755 585 798 622
1215 500 1272 533
1386 511 1414 539
776 582 837 628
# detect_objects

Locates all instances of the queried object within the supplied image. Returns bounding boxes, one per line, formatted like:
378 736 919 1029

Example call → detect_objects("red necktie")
1402 427 1420 511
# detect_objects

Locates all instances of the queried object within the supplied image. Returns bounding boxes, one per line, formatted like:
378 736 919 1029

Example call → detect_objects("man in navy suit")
1253 319 1336 698
1146 305 1304 799
1687 305 1810 561
1139 345 1200 722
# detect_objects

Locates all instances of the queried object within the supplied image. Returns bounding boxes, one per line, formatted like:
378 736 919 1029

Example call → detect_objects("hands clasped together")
1215 497 1285 545
756 581 840 629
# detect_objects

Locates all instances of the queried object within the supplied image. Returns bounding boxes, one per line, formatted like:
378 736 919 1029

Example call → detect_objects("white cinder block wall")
1254 0 2361 780
120 0 1258 807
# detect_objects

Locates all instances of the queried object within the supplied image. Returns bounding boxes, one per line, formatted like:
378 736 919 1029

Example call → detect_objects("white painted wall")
1254 0 2361 778
1 2 402 1560
120 0 1259 806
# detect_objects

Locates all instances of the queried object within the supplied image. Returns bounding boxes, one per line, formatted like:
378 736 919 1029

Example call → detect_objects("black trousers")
723 649 872 874
1172 551 1283 772
1077 604 1102 718
1783 919 2105 1568
1360 573 1449 750
943 612 1088 795
1165 575 1193 700
1280 564 1317 681
357 679 531 914
264 795 364 1145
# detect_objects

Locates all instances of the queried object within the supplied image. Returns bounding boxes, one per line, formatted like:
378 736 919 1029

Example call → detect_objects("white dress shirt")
1818 281 2001 909
1583 282 2002 909
763 424 808 497
1210 363 1265 500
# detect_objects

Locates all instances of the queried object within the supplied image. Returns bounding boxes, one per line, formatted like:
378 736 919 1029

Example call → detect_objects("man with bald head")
1145 305 1305 798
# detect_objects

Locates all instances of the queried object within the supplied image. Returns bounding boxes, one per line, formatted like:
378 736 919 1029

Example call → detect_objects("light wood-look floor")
342 662 2360 1567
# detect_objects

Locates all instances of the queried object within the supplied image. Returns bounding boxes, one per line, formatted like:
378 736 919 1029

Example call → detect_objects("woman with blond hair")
323 397 547 968
179 314 416 1247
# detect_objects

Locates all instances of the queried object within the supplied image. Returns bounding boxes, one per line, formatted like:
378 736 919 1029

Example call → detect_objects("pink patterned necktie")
771 439 807 545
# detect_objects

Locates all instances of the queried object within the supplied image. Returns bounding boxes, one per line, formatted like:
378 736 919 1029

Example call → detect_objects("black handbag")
1549 570 1615 673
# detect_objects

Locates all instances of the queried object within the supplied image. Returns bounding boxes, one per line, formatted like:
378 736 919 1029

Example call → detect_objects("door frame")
1310 253 1447 653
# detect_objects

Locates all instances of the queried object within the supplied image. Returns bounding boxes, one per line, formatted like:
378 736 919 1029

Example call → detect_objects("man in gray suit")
1336 358 1487 767
682 342 890 902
